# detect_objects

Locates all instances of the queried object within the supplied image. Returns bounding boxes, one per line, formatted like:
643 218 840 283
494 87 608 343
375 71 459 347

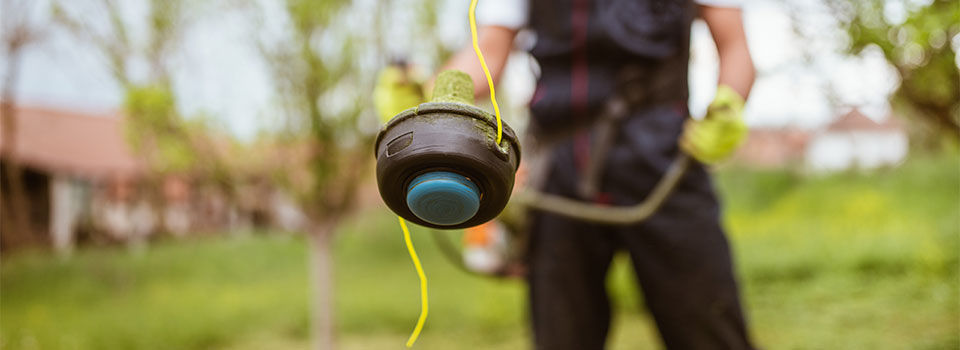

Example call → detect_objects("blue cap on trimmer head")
405 171 481 226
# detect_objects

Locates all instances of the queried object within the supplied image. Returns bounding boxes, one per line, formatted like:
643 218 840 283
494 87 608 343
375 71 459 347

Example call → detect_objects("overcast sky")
6 0 908 140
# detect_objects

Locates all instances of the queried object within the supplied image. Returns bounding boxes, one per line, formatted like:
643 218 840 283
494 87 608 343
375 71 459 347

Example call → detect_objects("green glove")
373 65 425 122
680 85 748 164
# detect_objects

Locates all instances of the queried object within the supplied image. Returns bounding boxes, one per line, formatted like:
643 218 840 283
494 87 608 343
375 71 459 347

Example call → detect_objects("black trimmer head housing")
374 72 520 229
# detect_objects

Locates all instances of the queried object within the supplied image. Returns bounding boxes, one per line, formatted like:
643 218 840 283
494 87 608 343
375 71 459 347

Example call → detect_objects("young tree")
53 0 238 241
825 0 959 142
53 0 194 170
256 0 464 346
256 1 377 348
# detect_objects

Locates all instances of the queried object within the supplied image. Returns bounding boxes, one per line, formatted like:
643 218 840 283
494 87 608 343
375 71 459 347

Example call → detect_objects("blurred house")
0 105 144 253
734 108 908 171
806 109 908 172
0 105 305 254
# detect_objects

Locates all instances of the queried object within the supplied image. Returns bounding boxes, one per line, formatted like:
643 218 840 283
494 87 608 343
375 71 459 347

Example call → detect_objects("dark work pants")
526 105 754 349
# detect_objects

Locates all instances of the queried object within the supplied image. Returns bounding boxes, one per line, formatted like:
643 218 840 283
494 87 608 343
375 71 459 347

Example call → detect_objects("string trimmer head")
374 71 521 229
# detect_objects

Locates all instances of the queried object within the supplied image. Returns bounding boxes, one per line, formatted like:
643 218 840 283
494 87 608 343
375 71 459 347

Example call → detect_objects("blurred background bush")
1 0 957 349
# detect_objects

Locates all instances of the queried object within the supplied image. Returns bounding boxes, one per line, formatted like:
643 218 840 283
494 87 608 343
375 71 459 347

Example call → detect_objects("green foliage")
123 84 196 174
285 0 347 37
829 0 960 140
2 154 957 349
53 0 235 180
260 0 374 221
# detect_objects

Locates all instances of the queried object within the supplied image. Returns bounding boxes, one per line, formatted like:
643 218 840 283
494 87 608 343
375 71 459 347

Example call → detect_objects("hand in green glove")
679 85 748 164
373 65 425 122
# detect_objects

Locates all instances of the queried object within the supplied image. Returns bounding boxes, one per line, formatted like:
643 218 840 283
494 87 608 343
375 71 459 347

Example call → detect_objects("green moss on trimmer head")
431 70 475 106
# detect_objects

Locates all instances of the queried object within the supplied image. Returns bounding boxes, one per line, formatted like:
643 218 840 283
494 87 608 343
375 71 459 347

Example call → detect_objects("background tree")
254 0 454 346
53 0 199 171
52 0 237 239
825 0 960 144
256 1 376 348
1 0 45 248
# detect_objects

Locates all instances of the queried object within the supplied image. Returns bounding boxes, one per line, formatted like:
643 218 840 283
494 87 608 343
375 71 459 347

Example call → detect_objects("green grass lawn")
2 154 958 349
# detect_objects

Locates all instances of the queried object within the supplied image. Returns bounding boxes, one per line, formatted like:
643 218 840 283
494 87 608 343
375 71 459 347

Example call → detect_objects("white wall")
807 133 854 172
806 131 908 172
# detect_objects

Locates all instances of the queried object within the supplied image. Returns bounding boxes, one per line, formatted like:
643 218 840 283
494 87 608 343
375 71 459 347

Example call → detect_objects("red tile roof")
0 105 144 179
827 108 903 132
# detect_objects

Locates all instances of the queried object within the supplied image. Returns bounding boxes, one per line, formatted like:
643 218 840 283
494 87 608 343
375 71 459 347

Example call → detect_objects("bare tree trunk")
309 221 337 350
